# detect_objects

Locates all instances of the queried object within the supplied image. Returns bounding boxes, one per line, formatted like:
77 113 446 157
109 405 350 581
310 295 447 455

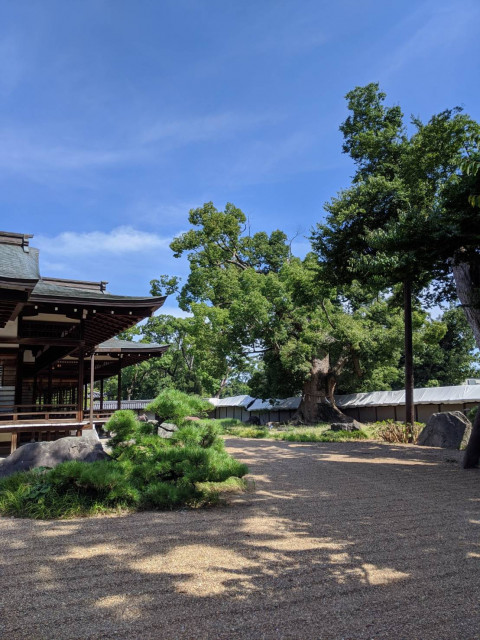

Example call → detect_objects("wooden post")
14 347 24 407
117 367 122 411
10 432 17 453
100 378 104 411
404 279 415 441
89 352 95 426
33 375 37 407
77 347 84 421
47 365 53 406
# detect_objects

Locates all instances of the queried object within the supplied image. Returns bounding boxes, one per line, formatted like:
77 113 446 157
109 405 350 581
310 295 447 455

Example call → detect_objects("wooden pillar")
77 347 84 421
14 347 24 406
47 365 53 405
10 431 18 454
404 279 415 440
89 353 95 426
117 367 122 411
100 378 104 411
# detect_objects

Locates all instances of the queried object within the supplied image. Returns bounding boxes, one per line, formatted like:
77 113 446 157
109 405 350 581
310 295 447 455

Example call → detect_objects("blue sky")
1 0 479 315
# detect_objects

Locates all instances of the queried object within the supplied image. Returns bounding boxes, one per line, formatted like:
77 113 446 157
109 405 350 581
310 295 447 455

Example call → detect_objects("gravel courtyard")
1 438 479 640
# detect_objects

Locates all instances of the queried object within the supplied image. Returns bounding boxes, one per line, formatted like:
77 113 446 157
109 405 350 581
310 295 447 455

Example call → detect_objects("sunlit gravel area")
1 438 479 640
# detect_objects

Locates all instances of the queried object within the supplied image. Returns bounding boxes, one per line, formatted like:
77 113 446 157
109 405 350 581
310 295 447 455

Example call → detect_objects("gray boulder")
418 411 472 449
157 422 178 438
0 433 108 478
331 420 363 432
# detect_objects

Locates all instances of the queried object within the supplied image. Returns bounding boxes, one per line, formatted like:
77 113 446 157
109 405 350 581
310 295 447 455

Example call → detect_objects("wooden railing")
84 408 117 421
0 404 79 422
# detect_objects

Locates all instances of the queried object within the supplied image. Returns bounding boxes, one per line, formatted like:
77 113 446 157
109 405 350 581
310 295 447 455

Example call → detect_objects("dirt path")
1 439 479 640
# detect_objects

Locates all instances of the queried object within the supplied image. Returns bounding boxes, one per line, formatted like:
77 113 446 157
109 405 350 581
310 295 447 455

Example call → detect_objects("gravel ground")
1 438 479 640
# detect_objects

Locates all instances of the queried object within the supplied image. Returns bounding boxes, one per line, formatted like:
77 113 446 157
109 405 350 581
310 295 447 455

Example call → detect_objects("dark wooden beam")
33 346 78 374
0 337 85 346
77 347 84 420
14 347 24 405
117 369 122 411
0 289 29 302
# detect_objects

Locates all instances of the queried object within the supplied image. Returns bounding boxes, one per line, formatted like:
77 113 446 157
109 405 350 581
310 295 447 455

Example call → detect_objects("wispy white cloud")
384 1 479 76
35 226 171 257
0 130 140 175
226 131 314 185
140 111 281 145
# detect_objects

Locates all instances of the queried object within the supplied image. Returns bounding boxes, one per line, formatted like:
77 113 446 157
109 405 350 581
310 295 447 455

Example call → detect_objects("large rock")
418 411 472 449
0 433 109 478
330 420 364 432
157 422 178 438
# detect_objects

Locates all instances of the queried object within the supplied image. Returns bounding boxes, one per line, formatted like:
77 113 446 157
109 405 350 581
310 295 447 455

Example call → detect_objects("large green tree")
312 83 480 436
169 202 382 422
168 201 468 423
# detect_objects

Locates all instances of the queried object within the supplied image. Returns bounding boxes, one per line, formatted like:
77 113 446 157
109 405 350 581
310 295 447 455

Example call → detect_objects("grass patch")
214 419 370 442
271 428 369 442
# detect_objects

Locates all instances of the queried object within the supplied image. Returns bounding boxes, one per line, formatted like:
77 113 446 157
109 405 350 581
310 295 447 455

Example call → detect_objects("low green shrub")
145 389 213 426
0 403 248 520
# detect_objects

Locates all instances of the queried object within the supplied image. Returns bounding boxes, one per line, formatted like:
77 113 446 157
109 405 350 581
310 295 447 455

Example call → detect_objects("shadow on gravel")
1 439 479 640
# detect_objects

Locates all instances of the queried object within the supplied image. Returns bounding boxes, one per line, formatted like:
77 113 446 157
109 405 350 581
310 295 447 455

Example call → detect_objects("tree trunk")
463 407 480 468
452 261 480 349
295 355 350 424
452 261 480 468
404 279 415 442
215 369 230 398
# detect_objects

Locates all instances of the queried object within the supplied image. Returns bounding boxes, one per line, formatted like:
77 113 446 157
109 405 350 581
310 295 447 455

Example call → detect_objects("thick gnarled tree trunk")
295 354 350 424
452 261 480 347
452 261 480 468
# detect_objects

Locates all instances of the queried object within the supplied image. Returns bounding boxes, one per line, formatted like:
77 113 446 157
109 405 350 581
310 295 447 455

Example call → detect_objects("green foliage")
0 409 248 519
105 410 139 446
146 389 213 426
313 82 480 326
467 406 478 422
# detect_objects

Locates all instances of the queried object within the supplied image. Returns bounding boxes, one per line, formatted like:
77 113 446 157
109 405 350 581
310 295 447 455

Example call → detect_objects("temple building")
0 230 168 453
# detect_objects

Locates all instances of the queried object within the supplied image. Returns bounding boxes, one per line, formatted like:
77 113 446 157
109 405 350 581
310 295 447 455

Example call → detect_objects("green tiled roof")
31 279 164 306
96 338 168 351
0 245 40 283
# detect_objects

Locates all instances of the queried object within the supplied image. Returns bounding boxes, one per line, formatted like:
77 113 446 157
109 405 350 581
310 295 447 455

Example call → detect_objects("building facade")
0 231 168 452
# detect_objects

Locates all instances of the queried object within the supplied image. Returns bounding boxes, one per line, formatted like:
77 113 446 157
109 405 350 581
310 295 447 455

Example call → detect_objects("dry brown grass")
376 420 424 444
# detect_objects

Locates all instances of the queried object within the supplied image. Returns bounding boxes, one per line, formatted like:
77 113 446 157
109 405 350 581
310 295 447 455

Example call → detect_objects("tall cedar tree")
312 83 480 441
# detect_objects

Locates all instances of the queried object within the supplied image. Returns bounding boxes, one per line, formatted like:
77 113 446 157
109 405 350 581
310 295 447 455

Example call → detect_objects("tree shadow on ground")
1 439 479 640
